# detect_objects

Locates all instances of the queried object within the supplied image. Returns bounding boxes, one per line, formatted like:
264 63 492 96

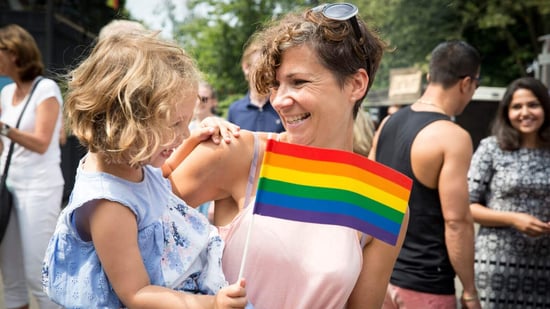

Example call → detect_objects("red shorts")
383 283 457 309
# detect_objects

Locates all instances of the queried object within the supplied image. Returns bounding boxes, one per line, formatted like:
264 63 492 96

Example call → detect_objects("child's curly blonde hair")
65 33 200 167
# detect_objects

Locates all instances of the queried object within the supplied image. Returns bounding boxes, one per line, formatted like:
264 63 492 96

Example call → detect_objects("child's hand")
199 117 240 144
214 278 247 309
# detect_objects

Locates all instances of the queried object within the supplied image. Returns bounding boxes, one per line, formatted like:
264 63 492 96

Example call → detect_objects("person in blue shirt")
227 34 284 133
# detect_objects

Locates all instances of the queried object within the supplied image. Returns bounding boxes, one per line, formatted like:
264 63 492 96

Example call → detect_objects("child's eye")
170 118 184 129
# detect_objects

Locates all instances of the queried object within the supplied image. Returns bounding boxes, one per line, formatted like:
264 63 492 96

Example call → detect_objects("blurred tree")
359 0 463 90
457 0 550 86
360 0 550 88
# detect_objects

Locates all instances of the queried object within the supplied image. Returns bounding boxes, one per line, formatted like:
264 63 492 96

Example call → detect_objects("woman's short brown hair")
252 5 387 117
0 24 44 81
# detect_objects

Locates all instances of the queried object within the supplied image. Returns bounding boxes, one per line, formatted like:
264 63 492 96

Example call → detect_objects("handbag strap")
1 76 44 178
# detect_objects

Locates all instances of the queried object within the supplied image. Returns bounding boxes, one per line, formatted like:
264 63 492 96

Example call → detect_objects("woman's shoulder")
34 77 63 101
36 77 60 89
477 136 499 149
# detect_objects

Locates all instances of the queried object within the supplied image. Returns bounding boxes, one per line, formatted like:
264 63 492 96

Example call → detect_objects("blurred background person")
386 104 403 116
0 24 64 309
353 109 376 157
227 33 284 133
371 40 481 309
468 76 550 308
189 81 220 220
189 81 220 131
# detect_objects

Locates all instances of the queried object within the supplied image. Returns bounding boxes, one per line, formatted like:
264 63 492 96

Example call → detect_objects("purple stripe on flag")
255 202 399 246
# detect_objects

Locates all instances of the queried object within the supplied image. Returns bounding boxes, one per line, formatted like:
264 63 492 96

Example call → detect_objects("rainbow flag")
253 140 412 246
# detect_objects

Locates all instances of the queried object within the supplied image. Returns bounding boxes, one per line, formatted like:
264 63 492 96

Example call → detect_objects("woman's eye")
528 101 541 108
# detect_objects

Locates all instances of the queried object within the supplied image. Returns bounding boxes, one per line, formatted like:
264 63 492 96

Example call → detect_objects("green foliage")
361 0 550 88
457 0 550 86
360 0 464 90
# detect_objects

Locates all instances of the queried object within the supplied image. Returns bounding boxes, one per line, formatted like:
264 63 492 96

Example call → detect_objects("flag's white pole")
237 213 255 280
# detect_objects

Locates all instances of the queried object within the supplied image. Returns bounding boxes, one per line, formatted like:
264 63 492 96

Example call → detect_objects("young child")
42 33 247 308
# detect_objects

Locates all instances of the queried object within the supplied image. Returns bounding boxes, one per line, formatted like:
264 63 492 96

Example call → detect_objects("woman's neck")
521 133 540 149
249 91 268 108
12 79 34 105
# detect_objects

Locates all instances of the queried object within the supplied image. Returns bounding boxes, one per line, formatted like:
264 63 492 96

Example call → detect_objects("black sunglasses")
312 3 370 74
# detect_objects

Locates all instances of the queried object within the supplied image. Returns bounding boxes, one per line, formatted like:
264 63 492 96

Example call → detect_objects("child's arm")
89 200 248 308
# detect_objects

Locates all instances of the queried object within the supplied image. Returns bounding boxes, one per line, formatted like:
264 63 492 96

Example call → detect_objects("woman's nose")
270 87 293 108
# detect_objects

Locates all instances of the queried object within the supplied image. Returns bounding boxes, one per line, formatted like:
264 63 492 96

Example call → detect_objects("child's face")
149 89 197 168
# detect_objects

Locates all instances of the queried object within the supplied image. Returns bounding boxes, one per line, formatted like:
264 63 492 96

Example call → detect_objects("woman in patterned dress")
468 77 550 308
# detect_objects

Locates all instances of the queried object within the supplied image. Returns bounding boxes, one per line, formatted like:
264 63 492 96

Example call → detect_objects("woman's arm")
468 138 550 237
471 203 550 237
3 96 59 154
346 209 409 309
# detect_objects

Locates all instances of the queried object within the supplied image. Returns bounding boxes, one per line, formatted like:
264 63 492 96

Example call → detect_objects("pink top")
219 134 364 308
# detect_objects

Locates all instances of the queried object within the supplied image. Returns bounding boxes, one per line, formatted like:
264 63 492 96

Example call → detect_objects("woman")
164 3 408 308
0 24 64 309
468 77 550 308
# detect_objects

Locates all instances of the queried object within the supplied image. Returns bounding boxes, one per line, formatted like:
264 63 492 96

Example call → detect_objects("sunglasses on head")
311 3 370 74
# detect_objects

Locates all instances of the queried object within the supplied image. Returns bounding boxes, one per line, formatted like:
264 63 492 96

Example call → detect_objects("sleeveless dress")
220 134 364 308
468 136 550 308
42 160 227 308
